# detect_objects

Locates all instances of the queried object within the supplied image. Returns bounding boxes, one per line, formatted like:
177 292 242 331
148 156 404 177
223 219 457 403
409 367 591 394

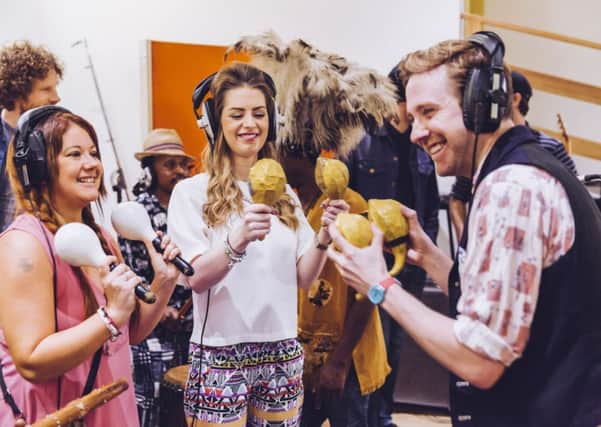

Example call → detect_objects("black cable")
191 288 210 427
467 133 481 215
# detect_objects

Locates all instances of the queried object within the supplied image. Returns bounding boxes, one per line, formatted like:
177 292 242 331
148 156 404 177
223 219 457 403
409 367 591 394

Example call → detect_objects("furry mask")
225 31 400 159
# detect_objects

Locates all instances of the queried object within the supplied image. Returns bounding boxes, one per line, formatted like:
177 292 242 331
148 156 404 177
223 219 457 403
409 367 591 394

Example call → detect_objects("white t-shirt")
168 173 314 346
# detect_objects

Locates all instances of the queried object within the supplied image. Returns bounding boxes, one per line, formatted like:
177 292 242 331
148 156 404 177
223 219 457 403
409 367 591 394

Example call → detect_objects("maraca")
111 201 194 276
55 222 156 304
334 212 373 249
314 157 349 200
368 199 408 276
334 212 374 301
248 158 287 240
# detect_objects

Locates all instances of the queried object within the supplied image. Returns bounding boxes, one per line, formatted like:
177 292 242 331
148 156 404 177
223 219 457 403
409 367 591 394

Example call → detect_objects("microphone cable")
191 288 210 427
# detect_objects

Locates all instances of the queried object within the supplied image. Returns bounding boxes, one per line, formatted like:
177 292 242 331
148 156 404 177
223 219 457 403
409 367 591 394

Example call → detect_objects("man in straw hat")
118 128 195 427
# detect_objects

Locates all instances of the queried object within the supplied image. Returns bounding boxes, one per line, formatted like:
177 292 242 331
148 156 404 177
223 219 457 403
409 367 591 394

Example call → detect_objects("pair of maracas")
316 157 409 277
55 202 194 304
247 156 409 278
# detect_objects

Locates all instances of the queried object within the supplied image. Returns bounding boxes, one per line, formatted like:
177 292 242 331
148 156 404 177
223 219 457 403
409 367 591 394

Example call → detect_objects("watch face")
368 284 385 305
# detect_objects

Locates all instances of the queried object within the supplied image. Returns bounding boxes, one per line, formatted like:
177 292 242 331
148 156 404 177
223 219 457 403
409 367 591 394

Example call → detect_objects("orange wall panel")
149 40 248 167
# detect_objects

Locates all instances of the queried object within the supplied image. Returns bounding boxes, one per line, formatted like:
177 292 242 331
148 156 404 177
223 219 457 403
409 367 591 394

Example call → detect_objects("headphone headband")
468 31 505 68
16 105 70 137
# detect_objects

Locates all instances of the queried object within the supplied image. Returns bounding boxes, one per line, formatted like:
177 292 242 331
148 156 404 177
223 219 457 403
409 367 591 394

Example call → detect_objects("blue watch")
367 277 398 305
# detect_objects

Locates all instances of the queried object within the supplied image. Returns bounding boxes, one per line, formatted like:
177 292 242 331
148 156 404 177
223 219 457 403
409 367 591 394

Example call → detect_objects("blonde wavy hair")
397 38 512 119
201 62 299 230
7 112 109 317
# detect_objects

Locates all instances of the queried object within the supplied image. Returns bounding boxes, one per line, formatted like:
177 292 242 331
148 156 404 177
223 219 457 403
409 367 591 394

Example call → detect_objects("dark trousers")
368 307 402 427
369 260 426 427
301 365 369 427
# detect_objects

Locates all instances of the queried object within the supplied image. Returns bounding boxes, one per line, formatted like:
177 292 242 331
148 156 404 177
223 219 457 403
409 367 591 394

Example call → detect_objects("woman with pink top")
0 106 181 427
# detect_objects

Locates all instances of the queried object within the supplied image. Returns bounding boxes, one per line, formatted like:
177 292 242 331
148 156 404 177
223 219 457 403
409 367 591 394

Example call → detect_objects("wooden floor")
322 409 451 427
389 412 451 426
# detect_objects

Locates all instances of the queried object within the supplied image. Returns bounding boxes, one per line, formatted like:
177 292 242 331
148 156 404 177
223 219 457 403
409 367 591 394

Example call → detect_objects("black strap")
384 234 409 248
0 362 24 419
0 348 102 421
82 348 103 396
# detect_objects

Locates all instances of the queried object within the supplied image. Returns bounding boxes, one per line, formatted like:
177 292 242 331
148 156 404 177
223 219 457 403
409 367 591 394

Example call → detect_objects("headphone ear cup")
462 67 478 132
203 98 219 148
262 72 278 142
462 67 498 133
465 31 507 134
15 130 48 189
13 105 71 191
267 102 278 142
27 131 49 186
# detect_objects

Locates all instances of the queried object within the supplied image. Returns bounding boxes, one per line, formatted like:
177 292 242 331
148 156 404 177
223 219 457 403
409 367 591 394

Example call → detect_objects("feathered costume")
225 31 400 158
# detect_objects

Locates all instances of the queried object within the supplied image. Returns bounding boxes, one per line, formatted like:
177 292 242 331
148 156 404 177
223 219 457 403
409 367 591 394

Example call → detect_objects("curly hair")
397 38 512 119
201 62 299 230
7 112 107 317
0 40 63 110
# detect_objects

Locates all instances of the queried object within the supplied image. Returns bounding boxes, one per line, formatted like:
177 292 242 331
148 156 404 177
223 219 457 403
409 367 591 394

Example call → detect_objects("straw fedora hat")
134 128 195 161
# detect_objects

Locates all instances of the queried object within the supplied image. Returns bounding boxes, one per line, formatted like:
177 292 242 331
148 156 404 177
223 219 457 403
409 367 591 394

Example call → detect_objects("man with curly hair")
0 40 63 231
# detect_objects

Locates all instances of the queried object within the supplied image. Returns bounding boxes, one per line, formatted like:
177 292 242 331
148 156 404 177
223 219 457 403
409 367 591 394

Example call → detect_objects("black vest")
448 126 601 427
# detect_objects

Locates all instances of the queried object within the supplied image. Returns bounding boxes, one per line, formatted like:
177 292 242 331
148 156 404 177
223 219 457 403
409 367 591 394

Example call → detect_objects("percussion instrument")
159 364 190 427
31 378 128 427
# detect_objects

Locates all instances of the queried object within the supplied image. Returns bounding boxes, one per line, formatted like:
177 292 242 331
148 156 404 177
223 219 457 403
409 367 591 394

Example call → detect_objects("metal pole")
72 38 129 201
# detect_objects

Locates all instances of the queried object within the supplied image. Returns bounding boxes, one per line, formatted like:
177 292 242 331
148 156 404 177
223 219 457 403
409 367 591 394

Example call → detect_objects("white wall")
1 0 461 247
483 0 601 176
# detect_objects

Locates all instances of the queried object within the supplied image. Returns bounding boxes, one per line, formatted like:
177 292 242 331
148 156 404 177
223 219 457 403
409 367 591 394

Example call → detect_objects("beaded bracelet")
97 306 122 342
226 234 246 257
224 234 246 268
314 233 332 251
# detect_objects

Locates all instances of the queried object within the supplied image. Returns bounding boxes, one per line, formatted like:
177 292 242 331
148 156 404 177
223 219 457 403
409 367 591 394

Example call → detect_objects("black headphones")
13 105 71 192
462 31 508 134
192 70 279 149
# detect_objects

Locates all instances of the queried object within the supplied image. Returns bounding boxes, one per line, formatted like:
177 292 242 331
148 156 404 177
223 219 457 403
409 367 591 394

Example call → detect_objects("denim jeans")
301 365 369 427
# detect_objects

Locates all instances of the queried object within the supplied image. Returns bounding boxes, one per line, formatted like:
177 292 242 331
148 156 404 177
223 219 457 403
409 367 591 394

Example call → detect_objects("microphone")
55 222 156 304
111 201 194 276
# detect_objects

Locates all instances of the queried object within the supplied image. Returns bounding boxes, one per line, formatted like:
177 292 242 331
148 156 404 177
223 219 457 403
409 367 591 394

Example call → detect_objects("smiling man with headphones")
325 32 601 427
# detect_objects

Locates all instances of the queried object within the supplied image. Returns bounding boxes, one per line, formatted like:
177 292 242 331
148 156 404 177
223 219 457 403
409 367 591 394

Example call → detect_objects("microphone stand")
72 38 130 201
110 170 126 203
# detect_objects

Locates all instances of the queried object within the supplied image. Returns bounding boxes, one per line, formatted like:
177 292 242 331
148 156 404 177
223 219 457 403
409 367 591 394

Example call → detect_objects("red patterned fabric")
453 164 575 366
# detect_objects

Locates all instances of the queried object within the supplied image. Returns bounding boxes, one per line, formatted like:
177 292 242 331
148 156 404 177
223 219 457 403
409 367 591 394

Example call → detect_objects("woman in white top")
168 62 347 426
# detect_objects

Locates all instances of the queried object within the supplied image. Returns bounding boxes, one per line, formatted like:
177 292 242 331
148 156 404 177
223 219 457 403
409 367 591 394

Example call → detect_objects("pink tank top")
0 214 138 427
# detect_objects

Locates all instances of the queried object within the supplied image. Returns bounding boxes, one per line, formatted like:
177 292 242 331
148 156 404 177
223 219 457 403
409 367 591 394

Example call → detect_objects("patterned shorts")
184 338 304 426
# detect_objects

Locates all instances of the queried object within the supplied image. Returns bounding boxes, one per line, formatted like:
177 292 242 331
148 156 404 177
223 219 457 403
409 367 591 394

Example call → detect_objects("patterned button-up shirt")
454 164 575 366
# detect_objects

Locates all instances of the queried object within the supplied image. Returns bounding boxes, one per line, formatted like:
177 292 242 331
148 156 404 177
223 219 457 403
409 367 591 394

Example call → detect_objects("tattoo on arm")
18 258 34 273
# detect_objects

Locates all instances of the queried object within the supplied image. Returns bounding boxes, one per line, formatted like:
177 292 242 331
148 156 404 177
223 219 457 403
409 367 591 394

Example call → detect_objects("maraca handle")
151 238 195 276
134 284 157 304
109 263 157 304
